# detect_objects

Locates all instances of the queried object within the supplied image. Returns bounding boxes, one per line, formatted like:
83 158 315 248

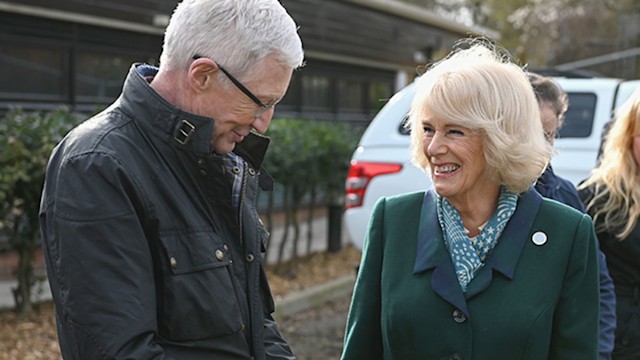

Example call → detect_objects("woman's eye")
449 129 464 136
423 126 434 134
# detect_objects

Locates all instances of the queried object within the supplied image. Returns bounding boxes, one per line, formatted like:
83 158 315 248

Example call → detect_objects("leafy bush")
262 118 363 263
0 108 82 314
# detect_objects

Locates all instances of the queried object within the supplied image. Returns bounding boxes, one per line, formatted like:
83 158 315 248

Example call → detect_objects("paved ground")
280 292 351 360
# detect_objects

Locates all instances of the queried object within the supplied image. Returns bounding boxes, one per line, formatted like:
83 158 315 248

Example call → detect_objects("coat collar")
117 63 271 173
535 165 560 192
413 187 542 317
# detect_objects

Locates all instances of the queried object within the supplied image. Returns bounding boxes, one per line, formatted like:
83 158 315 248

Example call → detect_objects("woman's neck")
449 188 500 238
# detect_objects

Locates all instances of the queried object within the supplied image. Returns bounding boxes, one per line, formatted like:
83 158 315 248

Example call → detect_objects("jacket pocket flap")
159 230 231 275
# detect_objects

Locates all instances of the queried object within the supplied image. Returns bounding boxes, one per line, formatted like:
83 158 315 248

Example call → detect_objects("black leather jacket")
39 64 294 359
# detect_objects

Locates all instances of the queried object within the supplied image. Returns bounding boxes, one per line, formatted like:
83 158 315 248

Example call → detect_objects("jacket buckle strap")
174 120 195 145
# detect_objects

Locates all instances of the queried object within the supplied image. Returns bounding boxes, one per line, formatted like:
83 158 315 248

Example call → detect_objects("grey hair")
408 42 553 193
159 0 304 77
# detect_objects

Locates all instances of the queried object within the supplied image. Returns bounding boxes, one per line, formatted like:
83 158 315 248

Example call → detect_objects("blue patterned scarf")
436 187 518 292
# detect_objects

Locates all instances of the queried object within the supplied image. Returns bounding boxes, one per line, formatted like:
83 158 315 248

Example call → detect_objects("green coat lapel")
413 188 543 318
412 190 469 316
465 188 542 297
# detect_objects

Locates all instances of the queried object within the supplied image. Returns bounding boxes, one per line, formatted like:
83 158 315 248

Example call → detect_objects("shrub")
262 118 363 263
0 108 81 314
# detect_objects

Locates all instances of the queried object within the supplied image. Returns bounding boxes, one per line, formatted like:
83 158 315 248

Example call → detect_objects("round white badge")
532 231 547 246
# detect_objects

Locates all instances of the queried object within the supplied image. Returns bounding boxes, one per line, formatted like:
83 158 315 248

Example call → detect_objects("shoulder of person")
538 196 586 222
372 190 426 217
549 176 587 213
381 190 426 208
59 107 136 160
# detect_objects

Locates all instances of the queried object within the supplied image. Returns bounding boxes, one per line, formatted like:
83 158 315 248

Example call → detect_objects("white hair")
159 0 304 76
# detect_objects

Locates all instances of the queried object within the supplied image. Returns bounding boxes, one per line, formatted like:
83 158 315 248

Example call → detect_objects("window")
337 80 364 112
0 43 64 101
277 71 300 111
302 75 331 111
398 114 411 135
75 50 140 103
560 93 597 138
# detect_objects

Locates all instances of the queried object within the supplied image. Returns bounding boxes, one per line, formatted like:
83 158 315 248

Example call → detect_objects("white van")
344 76 640 250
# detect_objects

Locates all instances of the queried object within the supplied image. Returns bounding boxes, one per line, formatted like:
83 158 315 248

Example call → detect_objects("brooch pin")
532 231 547 246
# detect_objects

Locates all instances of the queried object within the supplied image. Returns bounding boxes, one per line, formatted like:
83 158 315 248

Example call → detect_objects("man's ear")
188 58 218 91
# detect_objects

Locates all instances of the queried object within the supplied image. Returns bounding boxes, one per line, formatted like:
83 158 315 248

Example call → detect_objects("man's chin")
212 141 236 155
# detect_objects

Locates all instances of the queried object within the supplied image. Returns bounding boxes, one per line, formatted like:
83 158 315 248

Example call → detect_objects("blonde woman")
579 87 640 360
342 41 599 360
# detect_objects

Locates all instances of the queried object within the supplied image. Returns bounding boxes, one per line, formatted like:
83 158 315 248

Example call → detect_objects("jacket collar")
535 165 560 192
413 187 542 317
116 63 270 171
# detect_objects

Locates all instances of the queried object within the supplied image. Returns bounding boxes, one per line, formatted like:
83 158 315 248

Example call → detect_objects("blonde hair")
579 90 640 239
408 42 552 193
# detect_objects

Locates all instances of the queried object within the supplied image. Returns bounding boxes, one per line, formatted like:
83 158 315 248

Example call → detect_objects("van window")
560 93 597 138
399 114 411 135
398 92 598 139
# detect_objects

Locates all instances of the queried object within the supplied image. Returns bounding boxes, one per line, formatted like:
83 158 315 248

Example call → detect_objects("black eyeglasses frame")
192 55 271 115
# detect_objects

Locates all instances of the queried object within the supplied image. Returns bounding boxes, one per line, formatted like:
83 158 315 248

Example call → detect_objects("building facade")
0 0 496 122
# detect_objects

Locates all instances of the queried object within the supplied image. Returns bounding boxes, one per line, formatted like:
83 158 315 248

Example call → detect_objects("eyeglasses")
192 55 276 117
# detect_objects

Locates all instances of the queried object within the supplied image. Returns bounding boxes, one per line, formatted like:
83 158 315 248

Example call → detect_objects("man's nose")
251 109 274 134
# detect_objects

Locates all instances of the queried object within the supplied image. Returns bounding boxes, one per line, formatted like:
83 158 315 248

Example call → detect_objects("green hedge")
0 108 82 314
261 118 364 263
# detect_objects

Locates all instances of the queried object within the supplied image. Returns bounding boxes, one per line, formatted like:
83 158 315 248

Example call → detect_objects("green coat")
342 188 599 360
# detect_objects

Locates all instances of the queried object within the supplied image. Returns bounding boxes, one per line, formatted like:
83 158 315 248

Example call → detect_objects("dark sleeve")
597 245 616 360
263 314 295 360
341 197 385 360
260 267 295 359
41 152 169 359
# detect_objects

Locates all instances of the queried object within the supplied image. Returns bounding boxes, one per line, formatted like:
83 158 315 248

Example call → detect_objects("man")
39 0 304 358
531 73 617 360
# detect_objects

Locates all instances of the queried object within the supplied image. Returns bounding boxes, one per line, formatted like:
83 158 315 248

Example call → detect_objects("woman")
530 72 585 209
579 88 640 360
341 43 600 360
531 73 617 360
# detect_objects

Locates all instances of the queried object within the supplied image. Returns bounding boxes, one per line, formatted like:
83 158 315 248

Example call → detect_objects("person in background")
579 87 640 360
530 73 616 360
39 0 304 358
341 41 599 360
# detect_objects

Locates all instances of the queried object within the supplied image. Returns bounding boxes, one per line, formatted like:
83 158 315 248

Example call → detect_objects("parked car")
344 74 640 250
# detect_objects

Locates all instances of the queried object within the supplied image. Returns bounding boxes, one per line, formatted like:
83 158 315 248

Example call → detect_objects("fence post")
327 204 343 253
